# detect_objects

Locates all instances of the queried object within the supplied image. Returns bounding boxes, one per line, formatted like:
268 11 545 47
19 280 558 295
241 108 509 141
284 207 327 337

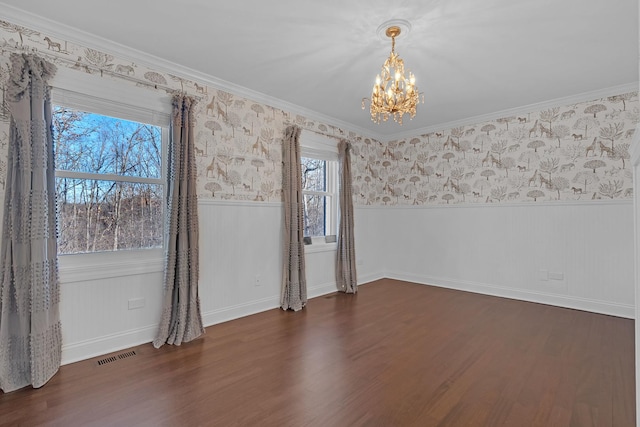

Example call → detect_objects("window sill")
58 249 164 283
304 241 337 254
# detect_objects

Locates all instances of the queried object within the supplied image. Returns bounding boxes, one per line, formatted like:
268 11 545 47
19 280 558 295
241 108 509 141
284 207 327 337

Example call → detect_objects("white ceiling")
1 0 637 139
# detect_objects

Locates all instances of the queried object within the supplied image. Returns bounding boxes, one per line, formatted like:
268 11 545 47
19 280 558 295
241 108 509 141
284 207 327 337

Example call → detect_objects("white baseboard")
308 281 339 299
61 325 157 366
57 270 424 366
201 296 280 327
385 271 635 319
358 271 386 286
200 281 344 328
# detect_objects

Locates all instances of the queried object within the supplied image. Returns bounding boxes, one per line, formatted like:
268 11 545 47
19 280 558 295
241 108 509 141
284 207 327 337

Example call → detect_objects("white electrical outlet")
539 269 549 281
254 275 261 287
128 298 145 310
549 272 564 280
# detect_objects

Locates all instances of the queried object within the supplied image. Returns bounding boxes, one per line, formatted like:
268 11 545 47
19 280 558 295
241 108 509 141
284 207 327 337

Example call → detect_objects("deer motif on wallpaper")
538 174 552 189
114 64 135 75
529 120 539 138
598 141 614 157
206 96 216 116
206 157 216 178
443 136 460 151
482 151 492 167
585 138 598 157
43 36 61 51
443 177 452 191
365 163 379 179
538 122 552 138
215 162 227 181
217 104 227 121
251 137 268 156
410 161 426 176
482 151 502 168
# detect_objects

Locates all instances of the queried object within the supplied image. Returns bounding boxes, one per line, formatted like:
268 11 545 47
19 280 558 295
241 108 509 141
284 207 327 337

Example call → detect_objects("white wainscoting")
630 125 640 426
58 199 631 365
381 201 635 318
58 201 386 364
59 269 164 365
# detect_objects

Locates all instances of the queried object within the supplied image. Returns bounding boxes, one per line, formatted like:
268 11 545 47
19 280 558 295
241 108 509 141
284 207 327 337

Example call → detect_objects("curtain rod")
0 42 203 100
299 126 347 141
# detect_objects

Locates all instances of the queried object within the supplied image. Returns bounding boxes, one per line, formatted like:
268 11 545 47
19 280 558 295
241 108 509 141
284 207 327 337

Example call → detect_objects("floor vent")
117 350 137 360
97 350 137 366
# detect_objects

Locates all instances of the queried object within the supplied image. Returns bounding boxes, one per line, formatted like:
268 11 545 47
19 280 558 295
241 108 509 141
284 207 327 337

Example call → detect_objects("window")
50 67 171 257
301 157 337 237
53 106 166 254
300 130 338 244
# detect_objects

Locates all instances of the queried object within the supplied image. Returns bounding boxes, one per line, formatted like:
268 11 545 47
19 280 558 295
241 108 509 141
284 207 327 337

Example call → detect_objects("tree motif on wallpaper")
85 48 114 74
143 71 167 85
0 19 364 203
204 120 221 137
0 20 39 46
251 104 265 117
0 20 635 207
352 91 638 206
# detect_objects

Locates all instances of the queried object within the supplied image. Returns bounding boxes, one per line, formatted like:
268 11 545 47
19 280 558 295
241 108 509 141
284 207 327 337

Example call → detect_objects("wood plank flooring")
0 279 635 426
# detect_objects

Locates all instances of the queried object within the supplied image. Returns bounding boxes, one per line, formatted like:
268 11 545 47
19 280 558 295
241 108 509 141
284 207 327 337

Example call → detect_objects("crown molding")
385 82 640 142
0 3 379 142
0 5 636 144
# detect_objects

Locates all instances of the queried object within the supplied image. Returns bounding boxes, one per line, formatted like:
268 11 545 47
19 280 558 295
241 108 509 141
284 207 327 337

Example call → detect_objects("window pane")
301 157 326 192
53 106 162 179
56 178 163 254
303 194 326 237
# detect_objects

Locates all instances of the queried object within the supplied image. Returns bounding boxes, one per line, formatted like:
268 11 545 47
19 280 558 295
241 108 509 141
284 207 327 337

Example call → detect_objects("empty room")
0 1 638 426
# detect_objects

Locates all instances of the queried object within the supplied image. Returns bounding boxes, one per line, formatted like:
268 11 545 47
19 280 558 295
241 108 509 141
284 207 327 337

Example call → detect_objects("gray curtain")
0 54 61 392
153 94 204 347
281 125 307 311
336 139 358 293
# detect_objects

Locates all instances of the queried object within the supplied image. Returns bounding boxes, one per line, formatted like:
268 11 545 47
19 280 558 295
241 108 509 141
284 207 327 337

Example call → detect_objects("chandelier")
362 25 422 125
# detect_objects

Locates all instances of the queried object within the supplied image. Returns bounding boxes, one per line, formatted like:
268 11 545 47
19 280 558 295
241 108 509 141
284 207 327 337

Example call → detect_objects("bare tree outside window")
53 106 164 254
301 157 326 237
301 156 338 239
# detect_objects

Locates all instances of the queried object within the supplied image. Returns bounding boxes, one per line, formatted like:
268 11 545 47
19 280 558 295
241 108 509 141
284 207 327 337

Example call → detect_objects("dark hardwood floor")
0 279 635 426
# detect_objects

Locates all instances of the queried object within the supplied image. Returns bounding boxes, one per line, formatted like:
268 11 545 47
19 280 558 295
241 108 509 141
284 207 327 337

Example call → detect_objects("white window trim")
58 249 164 283
52 66 172 125
52 68 171 282
300 130 339 253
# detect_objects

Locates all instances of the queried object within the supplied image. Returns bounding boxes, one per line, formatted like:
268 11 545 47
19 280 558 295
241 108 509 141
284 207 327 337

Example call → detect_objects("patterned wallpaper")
0 18 636 208
0 19 363 205
353 93 638 205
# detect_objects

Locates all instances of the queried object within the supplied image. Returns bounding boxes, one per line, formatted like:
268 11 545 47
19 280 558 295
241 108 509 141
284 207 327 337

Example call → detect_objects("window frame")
300 130 339 252
51 67 172 281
